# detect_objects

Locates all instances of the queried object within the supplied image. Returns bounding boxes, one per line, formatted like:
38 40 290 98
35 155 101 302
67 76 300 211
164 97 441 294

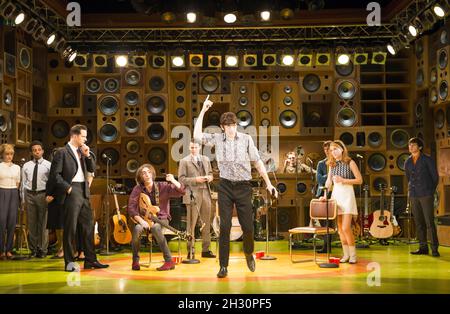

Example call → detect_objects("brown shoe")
157 261 176 271
132 260 140 271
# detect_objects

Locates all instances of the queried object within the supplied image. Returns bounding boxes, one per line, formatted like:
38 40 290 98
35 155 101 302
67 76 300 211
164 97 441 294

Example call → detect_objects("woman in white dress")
322 140 362 264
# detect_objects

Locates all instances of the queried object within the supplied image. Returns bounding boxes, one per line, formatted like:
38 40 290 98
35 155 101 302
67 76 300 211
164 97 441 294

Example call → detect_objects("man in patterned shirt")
194 95 278 278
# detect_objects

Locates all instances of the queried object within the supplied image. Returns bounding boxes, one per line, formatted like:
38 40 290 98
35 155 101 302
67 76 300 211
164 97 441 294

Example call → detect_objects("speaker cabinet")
129 55 147 68
335 126 386 151
48 82 81 116
275 178 297 207
274 82 300 135
436 179 450 216
335 60 357 78
122 68 143 88
276 207 299 232
366 152 388 174
16 43 32 73
147 55 167 94
1 80 15 111
414 36 429 89
0 110 13 144
369 175 390 196
82 94 97 116
437 46 450 103
434 105 447 140
48 117 96 150
16 95 31 119
387 128 411 150
97 144 122 177
145 144 168 177
387 150 410 175
48 52 76 77
97 94 121 144
121 137 145 176
314 52 332 69
255 82 274 128
4 52 16 78
14 117 31 148
231 82 255 129
121 89 143 136
300 72 332 94
169 72 191 124
300 94 333 136
16 69 32 97
335 79 360 127
144 94 168 143
198 72 230 94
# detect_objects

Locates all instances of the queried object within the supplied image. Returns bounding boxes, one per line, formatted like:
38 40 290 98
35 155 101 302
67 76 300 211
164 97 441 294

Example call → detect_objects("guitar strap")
148 182 160 206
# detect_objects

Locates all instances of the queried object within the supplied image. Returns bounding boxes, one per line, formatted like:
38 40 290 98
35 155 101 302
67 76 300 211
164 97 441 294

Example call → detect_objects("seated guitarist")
127 164 185 271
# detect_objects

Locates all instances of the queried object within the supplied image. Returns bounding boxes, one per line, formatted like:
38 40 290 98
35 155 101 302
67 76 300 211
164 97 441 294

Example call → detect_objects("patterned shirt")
330 160 355 179
202 131 261 181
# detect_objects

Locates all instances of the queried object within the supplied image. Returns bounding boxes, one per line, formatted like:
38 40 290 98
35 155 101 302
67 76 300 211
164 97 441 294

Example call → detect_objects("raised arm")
193 95 213 143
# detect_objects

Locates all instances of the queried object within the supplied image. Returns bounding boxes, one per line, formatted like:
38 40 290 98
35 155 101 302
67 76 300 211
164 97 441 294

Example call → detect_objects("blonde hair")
0 144 15 158
135 163 156 185
326 140 352 168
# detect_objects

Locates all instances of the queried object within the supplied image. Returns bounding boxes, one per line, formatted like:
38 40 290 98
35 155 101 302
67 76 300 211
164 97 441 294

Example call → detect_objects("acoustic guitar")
389 186 402 237
369 184 394 239
112 193 132 245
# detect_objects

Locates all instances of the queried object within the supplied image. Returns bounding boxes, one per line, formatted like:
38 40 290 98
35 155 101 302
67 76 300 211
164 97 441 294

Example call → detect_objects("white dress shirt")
21 157 51 192
68 142 85 183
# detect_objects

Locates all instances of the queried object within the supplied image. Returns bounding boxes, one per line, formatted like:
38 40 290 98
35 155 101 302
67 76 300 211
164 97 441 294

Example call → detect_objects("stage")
0 241 448 294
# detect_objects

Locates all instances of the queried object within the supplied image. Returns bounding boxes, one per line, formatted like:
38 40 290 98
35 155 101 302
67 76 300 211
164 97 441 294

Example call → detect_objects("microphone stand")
13 158 30 260
355 156 370 249
318 187 338 268
292 149 307 248
182 190 201 264
100 158 115 256
260 188 277 260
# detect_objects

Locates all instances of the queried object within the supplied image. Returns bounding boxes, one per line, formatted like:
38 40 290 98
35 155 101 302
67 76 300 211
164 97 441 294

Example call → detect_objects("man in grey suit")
178 139 216 260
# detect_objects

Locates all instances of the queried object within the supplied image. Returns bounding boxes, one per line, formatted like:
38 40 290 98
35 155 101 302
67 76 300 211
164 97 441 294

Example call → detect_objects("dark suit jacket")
48 144 96 204
315 158 328 198
405 153 438 198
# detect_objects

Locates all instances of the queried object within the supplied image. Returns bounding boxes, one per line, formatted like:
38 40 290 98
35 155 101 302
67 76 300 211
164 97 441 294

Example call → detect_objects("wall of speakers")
121 137 145 176
0 110 12 144
16 43 32 73
84 76 120 94
97 95 121 143
169 72 191 124
48 53 75 78
145 144 168 177
255 82 274 128
414 36 429 89
121 89 143 136
334 126 386 151
147 54 167 94
274 82 299 135
4 52 16 78
335 60 356 78
144 94 168 143
387 151 410 175
300 94 332 136
300 72 332 94
97 144 121 177
387 128 410 150
231 82 255 129
437 46 450 103
335 79 359 127
1 80 15 111
122 68 143 87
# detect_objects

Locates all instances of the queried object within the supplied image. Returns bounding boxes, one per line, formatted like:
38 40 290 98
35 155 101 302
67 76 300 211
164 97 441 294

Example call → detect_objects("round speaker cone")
104 78 119 93
337 107 357 127
441 29 448 45
146 96 166 114
94 55 106 66
277 183 287 194
86 78 101 93
19 48 31 69
337 80 356 99
239 86 247 94
148 147 166 165
176 95 184 103
125 118 139 134
236 110 253 127
260 91 270 101
261 106 269 114
431 87 438 103
335 61 354 77
368 153 387 172
264 55 275 65
283 96 293 106
284 86 292 94
74 55 86 66
245 56 256 66
206 110 221 126
317 54 329 64
6 56 15 75
147 124 165 141
0 114 9 133
133 56 145 67
149 76 164 91
302 74 321 92
126 159 140 173
175 81 185 91
390 129 409 148
439 49 448 70
415 102 423 118
446 104 450 125
239 97 248 106
279 110 297 128
299 55 311 65
260 118 270 127
201 75 219 93
397 153 409 171
125 91 139 106
63 93 75 107
100 148 119 165
355 54 366 64
435 109 445 129
175 108 186 118
430 68 437 84
190 56 202 66
99 124 119 142
4 90 12 106
296 182 307 194
416 69 424 86
368 132 383 148
51 120 70 139
125 70 141 85
373 177 388 191
439 81 448 100
126 140 140 154
340 132 354 146
99 96 119 115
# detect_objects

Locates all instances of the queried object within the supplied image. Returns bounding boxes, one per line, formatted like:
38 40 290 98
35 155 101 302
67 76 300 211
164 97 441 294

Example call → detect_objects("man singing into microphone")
194 96 278 278
178 139 215 260
49 124 109 271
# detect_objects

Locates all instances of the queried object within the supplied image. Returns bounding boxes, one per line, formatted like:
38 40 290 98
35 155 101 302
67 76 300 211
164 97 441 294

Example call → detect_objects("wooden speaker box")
274 82 300 136
300 71 333 95
369 174 390 196
334 60 358 79
169 72 191 125
231 82 255 129
144 93 168 144
145 144 169 177
121 89 143 137
433 105 447 140
414 36 429 90
255 82 274 129
437 46 450 104
1 80 15 111
147 54 167 94
121 137 145 177
96 144 122 177
97 94 121 144
300 94 333 136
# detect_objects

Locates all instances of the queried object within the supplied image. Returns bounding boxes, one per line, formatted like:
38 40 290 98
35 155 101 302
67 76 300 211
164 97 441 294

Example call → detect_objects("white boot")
340 245 349 263
348 246 357 264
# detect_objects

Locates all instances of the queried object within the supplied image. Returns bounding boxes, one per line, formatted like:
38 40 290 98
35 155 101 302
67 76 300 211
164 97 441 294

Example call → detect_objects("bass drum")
212 216 243 241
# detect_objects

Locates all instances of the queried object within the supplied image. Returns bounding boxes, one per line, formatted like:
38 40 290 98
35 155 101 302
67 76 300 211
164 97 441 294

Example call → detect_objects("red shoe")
156 261 175 271
132 260 140 271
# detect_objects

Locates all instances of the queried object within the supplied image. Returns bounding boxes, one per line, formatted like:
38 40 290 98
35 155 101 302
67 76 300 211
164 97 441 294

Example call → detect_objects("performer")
194 96 278 279
178 139 215 259
315 140 332 254
21 141 51 258
127 164 185 271
49 124 108 271
282 149 316 174
404 137 440 257
0 144 21 260
322 140 362 264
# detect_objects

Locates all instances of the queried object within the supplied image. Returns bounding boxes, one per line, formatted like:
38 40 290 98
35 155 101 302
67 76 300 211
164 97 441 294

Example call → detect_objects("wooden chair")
288 198 337 264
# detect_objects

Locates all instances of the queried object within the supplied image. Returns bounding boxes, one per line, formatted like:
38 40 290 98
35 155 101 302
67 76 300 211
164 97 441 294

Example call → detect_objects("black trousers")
217 179 254 267
411 195 439 251
63 183 96 265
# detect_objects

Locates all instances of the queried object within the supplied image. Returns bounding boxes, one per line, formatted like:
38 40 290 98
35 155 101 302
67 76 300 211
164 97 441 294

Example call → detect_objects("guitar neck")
113 193 120 216
364 187 369 216
149 214 181 236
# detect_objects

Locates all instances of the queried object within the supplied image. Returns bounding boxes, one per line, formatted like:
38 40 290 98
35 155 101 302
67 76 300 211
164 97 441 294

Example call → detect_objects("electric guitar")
369 184 394 238
112 193 132 245
389 186 402 237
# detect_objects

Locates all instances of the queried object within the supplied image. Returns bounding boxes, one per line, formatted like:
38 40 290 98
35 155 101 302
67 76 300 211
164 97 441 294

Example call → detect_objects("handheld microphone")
102 153 111 161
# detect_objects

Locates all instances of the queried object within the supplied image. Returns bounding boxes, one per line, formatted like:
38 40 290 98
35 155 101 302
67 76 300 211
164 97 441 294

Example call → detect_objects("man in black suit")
49 124 109 271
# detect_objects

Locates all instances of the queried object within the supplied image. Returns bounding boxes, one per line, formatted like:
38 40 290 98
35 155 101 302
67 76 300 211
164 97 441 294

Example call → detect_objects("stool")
140 229 182 268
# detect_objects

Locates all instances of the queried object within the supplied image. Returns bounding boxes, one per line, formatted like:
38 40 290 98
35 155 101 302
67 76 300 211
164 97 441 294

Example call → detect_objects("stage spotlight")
225 55 238 67
115 55 128 67
46 33 56 46
336 50 350 65
187 12 197 23
224 13 237 23
433 4 445 17
171 54 185 68
260 11 271 21
282 54 294 66
387 44 396 55
14 12 25 25
68 50 77 63
408 24 418 37
161 11 176 23
280 8 294 20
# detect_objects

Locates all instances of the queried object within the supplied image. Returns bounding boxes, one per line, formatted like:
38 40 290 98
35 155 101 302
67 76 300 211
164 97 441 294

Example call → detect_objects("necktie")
77 149 86 174
32 160 38 191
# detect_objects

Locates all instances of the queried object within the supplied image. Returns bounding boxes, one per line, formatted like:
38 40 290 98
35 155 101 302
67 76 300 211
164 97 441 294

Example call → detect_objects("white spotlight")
225 55 238 67
46 33 56 46
337 53 350 65
224 13 237 23
260 11 271 21
433 4 445 17
115 55 128 67
408 24 418 37
387 44 396 55
282 54 294 66
187 12 197 23
14 12 25 25
172 56 185 67
68 51 77 63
